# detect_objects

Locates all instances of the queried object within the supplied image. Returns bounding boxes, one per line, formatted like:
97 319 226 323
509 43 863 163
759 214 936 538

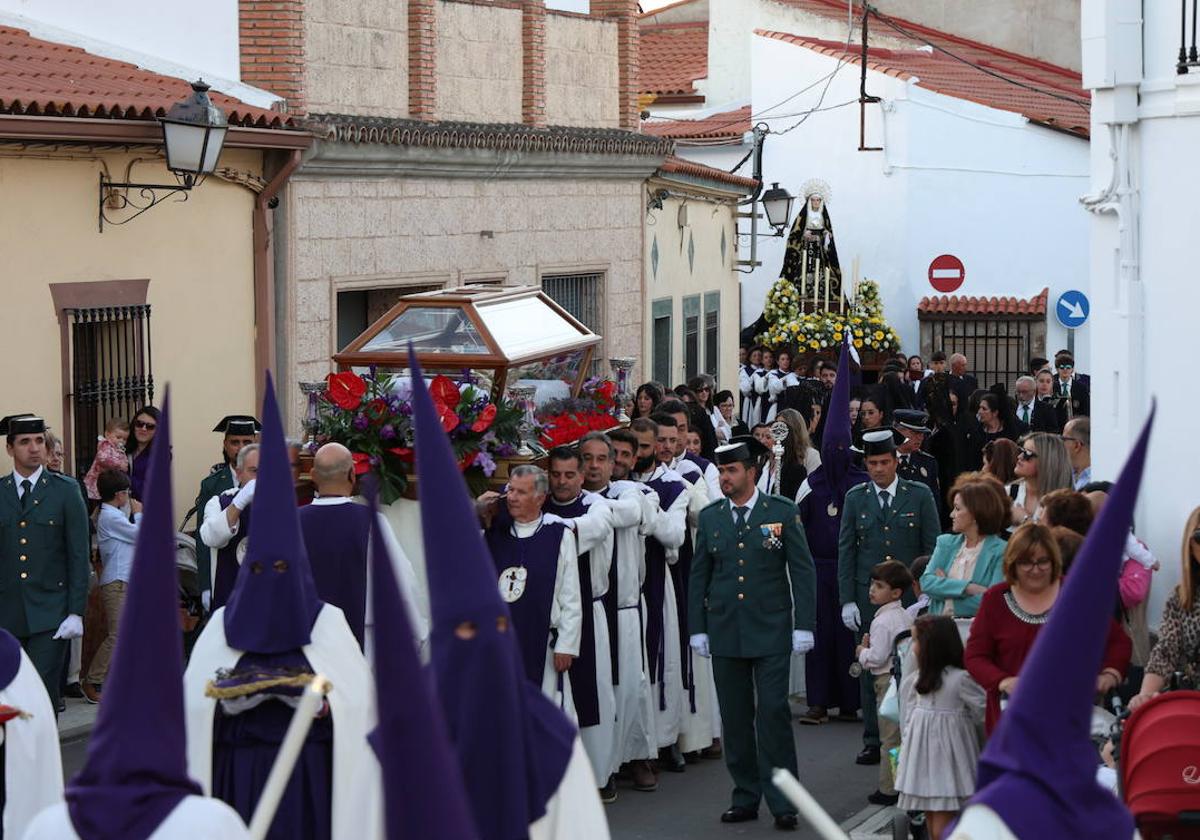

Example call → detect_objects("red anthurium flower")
387 447 415 463
458 451 477 472
471 403 497 433
365 398 389 423
326 371 368 411
436 402 460 433
351 452 372 476
430 375 461 410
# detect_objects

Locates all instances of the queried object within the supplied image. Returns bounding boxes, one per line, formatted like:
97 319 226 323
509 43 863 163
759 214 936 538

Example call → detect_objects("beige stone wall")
284 176 645 419
544 14 620 128
435 1 524 124
0 149 262 523
642 185 741 394
305 0 409 117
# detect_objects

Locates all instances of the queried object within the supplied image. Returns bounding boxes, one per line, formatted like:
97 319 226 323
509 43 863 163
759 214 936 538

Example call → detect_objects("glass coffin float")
333 285 601 405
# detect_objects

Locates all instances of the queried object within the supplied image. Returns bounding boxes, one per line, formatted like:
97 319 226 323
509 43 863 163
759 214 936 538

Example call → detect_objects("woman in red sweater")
965 523 1131 734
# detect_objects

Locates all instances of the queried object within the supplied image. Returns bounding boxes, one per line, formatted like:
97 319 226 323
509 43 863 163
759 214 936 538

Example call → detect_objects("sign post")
1055 290 1090 355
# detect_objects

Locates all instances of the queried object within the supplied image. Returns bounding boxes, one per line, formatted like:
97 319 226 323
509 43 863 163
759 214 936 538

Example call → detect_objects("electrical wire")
866 5 1090 114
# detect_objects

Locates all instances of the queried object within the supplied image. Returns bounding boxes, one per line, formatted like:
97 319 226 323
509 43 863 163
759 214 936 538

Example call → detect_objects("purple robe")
129 446 152 501
643 475 684 711
485 520 567 689
298 503 371 649
544 496 600 728
214 495 249 611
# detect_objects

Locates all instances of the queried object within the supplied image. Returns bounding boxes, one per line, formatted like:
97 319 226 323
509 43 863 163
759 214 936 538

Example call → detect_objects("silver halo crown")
801 178 831 204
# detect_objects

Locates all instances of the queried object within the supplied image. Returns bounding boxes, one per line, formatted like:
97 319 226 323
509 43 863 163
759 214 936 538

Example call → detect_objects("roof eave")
0 114 313 149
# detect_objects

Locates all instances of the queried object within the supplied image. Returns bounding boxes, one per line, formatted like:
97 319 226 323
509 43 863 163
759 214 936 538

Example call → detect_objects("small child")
856 560 914 806
907 555 932 620
895 615 986 840
84 418 130 501
88 469 143 703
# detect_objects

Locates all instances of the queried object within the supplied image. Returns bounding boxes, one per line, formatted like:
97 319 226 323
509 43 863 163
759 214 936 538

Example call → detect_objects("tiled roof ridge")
641 20 709 31
0 24 292 128
638 0 705 19
310 114 676 156
918 287 1049 317
659 154 758 190
757 31 917 82
641 105 751 140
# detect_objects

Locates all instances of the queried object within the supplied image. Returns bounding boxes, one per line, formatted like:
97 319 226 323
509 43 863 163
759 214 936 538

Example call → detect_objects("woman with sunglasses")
964 523 1131 734
125 405 161 501
1129 507 1200 708
1009 433 1073 528
689 375 730 444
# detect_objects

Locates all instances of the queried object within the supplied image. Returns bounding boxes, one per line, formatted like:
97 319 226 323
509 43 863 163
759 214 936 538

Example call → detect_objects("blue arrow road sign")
1055 290 1090 329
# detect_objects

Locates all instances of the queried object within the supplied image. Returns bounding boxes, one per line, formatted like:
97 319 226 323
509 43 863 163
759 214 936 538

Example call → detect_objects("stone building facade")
235 0 669 424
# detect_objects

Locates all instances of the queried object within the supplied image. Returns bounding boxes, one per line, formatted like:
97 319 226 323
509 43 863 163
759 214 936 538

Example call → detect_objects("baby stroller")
885 618 977 840
1119 689 1200 839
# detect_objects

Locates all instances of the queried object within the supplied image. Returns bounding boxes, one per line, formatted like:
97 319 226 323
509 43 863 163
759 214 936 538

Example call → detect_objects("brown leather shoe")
631 760 658 792
81 682 102 705
700 738 723 759
798 706 827 725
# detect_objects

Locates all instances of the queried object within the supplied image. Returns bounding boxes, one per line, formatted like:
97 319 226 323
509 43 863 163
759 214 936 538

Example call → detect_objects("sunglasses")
1016 557 1052 569
1192 528 1200 545
1018 449 1038 460
134 420 157 430
1057 364 1074 370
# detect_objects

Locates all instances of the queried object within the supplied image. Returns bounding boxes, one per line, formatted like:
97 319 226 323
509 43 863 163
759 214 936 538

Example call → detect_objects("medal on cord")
498 515 543 603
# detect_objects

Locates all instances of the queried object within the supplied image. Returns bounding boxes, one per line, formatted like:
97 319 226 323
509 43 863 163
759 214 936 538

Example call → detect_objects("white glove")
232 479 256 510
841 602 861 633
689 633 711 658
202 590 212 612
792 630 814 655
53 614 83 640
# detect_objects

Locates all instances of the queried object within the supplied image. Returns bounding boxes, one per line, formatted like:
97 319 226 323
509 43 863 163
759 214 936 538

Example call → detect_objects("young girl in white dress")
896 615 986 840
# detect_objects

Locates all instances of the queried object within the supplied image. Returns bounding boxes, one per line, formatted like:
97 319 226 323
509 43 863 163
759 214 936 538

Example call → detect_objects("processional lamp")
99 80 229 231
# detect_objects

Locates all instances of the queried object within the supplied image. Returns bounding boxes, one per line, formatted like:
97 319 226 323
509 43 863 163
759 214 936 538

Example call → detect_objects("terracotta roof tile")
757 4 1088 137
918 287 1049 318
642 105 751 141
0 25 293 128
658 155 759 191
639 21 708 97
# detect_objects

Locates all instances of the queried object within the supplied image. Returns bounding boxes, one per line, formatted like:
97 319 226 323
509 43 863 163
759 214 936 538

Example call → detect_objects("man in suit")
193 415 259 612
948 353 979 406
1053 352 1090 419
893 410 942 517
838 429 939 765
1013 375 1061 433
689 437 816 831
0 414 89 709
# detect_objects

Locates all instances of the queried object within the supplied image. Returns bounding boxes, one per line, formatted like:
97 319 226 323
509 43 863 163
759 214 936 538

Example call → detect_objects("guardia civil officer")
837 428 938 765
689 436 816 831
0 414 89 709
893 409 942 517
193 415 259 611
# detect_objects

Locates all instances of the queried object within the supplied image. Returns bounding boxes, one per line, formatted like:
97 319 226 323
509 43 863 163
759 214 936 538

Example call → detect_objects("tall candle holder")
298 381 326 451
608 356 636 423
507 384 539 458
769 419 789 495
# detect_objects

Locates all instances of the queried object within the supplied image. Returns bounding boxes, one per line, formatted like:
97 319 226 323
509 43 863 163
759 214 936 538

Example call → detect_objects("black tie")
19 479 32 507
879 490 891 514
734 505 749 532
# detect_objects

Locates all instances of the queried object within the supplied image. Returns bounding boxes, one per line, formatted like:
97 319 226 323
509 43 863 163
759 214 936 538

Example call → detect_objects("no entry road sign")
928 255 965 293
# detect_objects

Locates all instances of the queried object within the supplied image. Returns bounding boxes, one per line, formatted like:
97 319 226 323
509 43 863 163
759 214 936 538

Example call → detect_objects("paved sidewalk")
58 696 99 742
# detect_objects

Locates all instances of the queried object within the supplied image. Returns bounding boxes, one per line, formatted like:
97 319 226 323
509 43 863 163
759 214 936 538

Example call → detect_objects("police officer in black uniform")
893 409 943 519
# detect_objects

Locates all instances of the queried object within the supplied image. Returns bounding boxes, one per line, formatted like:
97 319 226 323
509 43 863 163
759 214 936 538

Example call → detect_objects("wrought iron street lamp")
99 80 229 231
761 182 795 236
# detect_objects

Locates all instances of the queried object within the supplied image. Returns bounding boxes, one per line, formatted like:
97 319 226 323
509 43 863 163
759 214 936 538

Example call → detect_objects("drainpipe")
252 148 303 408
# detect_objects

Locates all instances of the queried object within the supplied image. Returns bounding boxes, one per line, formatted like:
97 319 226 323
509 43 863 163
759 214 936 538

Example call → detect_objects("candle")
770 769 850 840
824 266 830 312
248 676 332 840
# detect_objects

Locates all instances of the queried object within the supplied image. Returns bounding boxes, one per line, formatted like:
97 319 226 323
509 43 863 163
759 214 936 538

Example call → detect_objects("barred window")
542 271 605 374
65 305 153 481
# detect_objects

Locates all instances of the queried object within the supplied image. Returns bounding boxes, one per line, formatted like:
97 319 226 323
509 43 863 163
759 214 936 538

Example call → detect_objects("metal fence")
65 305 153 479
924 317 1033 392
542 272 604 373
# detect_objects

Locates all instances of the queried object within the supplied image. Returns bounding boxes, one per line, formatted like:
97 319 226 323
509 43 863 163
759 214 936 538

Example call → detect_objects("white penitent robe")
529 736 611 840
604 481 659 770
515 518 582 720
22 797 251 840
2 651 63 840
549 493 617 785
182 604 383 840
676 469 718 754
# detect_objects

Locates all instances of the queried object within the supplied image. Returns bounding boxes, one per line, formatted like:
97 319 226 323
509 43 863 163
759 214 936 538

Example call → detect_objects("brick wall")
409 0 437 120
522 0 547 126
304 0 409 117
437 1 524 123
239 0 306 115
544 13 619 127
590 0 639 128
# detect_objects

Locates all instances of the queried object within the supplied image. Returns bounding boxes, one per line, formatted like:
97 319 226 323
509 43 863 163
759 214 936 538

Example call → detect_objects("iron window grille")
542 272 605 374
65 305 154 480
923 317 1034 393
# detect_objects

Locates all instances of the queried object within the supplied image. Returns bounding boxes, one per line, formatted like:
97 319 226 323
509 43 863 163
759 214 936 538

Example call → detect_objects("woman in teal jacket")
920 473 1012 617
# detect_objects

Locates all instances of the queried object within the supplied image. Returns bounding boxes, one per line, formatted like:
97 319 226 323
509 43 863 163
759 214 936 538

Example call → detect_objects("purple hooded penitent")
365 479 479 840
66 391 204 840
409 346 574 840
807 337 868 508
223 372 323 654
964 408 1154 838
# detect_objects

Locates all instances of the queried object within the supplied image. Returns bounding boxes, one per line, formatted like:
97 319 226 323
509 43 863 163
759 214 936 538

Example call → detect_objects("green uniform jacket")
837 479 939 618
0 470 90 636
194 463 234 594
690 493 816 659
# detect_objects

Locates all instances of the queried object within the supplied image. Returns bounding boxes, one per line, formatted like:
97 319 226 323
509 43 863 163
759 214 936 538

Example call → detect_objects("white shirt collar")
872 475 899 500
310 495 355 506
730 488 759 520
12 465 44 491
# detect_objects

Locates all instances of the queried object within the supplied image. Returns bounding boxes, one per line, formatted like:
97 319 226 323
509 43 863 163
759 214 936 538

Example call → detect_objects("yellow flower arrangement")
755 279 901 354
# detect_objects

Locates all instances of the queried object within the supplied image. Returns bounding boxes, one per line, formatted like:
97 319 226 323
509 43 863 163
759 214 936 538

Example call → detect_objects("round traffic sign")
928 254 965 293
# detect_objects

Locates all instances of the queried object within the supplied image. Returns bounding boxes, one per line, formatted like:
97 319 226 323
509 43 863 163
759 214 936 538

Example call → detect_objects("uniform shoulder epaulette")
701 497 726 513
845 483 870 497
208 462 225 475
50 470 79 484
765 492 795 506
